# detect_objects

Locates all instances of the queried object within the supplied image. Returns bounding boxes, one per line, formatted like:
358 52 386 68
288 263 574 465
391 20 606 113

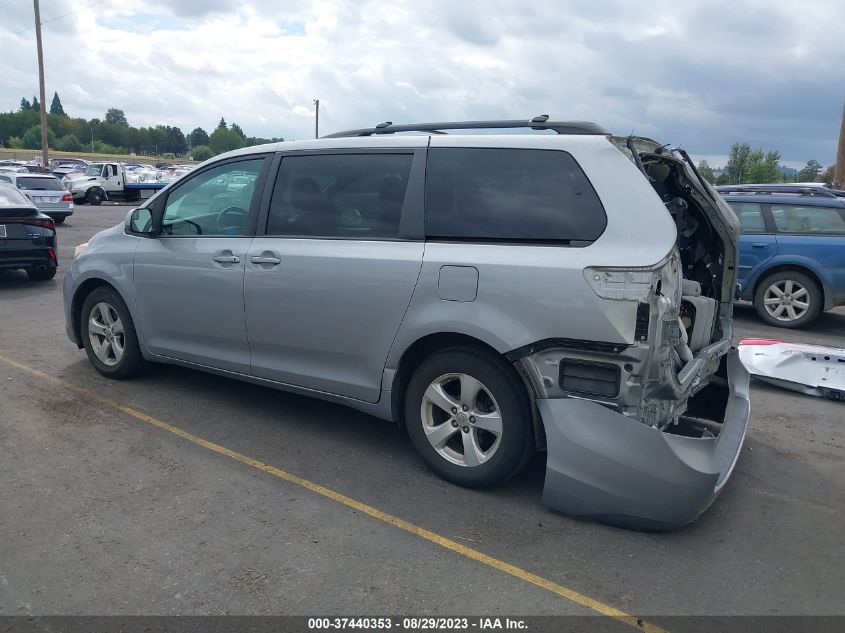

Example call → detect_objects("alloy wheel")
763 279 810 322
419 373 502 467
87 302 125 366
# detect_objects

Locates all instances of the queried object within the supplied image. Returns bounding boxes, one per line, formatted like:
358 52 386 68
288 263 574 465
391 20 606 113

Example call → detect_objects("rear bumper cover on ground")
537 350 750 531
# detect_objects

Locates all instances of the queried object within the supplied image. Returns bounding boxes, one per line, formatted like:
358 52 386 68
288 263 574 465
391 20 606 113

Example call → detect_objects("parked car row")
0 169 73 222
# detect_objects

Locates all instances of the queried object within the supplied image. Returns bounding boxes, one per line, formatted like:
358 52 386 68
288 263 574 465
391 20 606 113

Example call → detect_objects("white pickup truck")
63 162 167 205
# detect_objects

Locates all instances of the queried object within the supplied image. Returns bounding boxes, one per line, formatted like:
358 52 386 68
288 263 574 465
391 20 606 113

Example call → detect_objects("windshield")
84 165 104 176
17 177 65 191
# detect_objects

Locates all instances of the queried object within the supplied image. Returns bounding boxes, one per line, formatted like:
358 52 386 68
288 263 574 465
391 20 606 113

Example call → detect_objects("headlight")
74 242 89 258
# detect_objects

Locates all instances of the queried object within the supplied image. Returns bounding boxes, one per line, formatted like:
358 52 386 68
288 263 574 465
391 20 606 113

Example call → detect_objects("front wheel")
80 287 147 379
405 347 533 488
86 189 103 206
754 270 822 328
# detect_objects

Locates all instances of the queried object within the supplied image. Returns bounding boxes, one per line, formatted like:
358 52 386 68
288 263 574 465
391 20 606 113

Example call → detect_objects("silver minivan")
64 118 750 530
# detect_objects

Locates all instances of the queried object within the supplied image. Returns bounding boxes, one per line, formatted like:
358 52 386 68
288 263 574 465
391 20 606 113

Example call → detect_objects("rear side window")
728 201 767 233
424 148 606 242
267 153 413 238
16 177 64 191
770 204 845 234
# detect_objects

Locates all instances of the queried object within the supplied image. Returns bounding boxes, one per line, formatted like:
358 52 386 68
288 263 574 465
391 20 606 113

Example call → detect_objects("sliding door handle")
251 255 281 265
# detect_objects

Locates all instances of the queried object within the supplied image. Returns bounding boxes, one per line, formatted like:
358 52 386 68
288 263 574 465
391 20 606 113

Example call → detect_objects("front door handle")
251 255 281 265
751 242 769 249
213 254 240 263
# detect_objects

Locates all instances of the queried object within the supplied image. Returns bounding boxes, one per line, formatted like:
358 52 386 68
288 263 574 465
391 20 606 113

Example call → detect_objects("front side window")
267 153 413 238
424 148 606 242
161 158 265 236
770 204 845 234
728 201 766 233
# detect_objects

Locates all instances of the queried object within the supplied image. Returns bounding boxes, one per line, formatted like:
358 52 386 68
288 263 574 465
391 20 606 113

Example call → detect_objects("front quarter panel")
63 223 142 347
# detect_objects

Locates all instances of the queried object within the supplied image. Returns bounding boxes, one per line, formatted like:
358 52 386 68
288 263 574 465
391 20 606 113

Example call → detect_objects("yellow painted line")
0 353 665 633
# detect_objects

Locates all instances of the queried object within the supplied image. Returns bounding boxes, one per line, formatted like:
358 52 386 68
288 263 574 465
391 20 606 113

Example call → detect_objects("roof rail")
322 116 609 138
715 184 838 199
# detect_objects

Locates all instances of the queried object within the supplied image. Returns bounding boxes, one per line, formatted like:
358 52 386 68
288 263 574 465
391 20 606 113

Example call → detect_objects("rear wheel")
54 217 65 224
86 188 103 206
405 347 534 488
26 267 56 281
754 270 822 328
80 287 146 379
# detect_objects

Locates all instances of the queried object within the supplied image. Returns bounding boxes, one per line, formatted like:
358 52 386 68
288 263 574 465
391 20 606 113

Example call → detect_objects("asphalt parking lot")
1 203 843 620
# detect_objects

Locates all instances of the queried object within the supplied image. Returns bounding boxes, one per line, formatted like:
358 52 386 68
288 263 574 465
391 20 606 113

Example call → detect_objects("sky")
1 0 843 168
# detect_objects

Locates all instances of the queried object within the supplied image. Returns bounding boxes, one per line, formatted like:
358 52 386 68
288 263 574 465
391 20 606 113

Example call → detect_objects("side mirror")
126 208 154 236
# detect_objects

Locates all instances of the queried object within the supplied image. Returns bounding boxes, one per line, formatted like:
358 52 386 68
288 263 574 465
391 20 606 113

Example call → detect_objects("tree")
19 97 31 111
105 107 128 127
162 126 187 154
723 142 752 184
697 160 715 184
231 122 245 139
216 117 227 130
55 134 83 152
209 127 245 154
21 124 57 149
49 92 65 116
762 150 782 183
820 165 835 185
188 127 209 148
797 159 823 182
191 145 213 161
31 96 39 111
745 149 781 183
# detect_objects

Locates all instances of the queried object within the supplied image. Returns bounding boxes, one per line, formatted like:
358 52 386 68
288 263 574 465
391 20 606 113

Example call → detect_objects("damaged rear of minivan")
519 136 750 530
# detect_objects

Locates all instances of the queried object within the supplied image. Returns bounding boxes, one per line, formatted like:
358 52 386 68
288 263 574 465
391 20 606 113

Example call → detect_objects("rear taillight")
48 249 57 261
583 253 681 303
31 218 55 230
2 217 55 230
61 193 73 202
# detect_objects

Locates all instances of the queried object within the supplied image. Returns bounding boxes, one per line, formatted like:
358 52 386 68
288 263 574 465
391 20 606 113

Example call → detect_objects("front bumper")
538 350 750 531
62 268 82 347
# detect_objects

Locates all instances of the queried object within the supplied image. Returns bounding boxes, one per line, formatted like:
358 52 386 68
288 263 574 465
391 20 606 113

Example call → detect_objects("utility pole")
33 0 48 170
313 99 319 138
834 101 845 188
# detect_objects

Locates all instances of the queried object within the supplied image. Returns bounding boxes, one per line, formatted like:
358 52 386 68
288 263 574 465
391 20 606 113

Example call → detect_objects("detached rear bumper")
538 350 750 531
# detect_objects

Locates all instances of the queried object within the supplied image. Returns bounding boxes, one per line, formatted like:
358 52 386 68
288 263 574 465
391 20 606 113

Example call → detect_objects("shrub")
56 134 84 152
191 145 213 161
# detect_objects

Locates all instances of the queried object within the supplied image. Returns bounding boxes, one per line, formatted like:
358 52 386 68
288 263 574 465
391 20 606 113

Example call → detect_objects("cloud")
1 0 843 164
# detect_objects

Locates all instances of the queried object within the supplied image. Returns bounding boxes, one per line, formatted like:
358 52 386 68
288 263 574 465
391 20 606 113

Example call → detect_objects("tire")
404 347 534 488
86 189 103 206
54 216 65 224
80 286 146 379
26 267 56 281
754 270 823 328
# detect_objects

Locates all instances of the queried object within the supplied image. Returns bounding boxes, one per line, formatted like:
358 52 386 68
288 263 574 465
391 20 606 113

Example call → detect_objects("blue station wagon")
718 185 845 328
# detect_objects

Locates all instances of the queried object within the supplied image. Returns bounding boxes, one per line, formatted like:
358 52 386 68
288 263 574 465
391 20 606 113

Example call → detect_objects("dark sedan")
0 184 57 281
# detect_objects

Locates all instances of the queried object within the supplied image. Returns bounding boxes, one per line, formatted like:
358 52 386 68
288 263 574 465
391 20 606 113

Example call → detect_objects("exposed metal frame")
323 115 609 138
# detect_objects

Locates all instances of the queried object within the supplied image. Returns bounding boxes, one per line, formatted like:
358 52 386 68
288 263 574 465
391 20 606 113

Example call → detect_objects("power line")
40 0 106 26
8 0 106 36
